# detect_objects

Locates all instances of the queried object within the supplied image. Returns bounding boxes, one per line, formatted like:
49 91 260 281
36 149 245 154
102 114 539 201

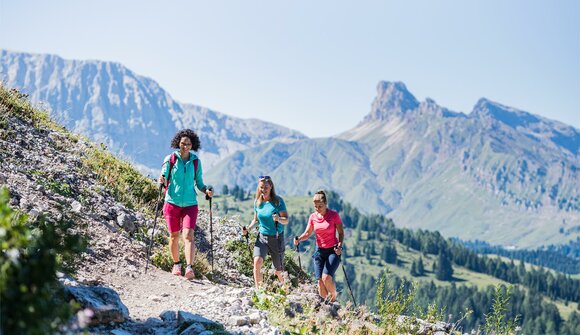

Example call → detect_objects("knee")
182 229 193 241
322 274 332 281
317 279 325 285
169 232 180 241
254 257 263 268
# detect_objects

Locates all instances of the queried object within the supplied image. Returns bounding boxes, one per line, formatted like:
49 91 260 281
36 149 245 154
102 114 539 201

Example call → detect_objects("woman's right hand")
293 236 300 246
242 226 248 236
158 175 166 185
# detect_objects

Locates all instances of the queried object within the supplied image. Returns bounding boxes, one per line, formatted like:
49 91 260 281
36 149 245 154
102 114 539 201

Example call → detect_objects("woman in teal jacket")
159 129 213 280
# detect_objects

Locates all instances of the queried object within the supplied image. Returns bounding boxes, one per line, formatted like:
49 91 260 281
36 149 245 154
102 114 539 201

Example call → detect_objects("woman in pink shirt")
294 190 344 302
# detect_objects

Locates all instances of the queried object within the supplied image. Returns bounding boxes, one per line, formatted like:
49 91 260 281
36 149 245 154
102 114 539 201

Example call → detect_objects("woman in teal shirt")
243 176 288 288
159 129 213 280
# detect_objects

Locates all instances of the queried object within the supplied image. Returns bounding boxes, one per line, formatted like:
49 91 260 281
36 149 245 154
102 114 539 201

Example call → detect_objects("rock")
248 312 261 324
111 329 133 335
180 322 206 335
177 311 225 332
148 295 162 302
159 311 177 322
284 307 295 318
65 285 129 326
71 200 82 213
229 316 249 326
117 213 137 233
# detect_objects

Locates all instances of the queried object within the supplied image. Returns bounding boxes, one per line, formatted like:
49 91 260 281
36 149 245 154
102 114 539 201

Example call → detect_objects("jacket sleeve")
195 159 207 192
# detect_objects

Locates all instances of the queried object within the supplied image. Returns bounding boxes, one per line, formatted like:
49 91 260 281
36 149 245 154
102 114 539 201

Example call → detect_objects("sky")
0 1 578 138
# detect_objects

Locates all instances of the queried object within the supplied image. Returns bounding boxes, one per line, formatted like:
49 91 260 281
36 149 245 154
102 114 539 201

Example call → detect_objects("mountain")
0 49 306 175
1 86 465 335
206 81 580 248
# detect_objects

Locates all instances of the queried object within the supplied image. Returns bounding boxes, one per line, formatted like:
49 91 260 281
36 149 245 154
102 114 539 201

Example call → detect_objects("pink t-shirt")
308 209 342 248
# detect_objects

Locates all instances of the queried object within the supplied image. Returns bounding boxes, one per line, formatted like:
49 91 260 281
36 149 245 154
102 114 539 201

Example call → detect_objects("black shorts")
313 246 341 279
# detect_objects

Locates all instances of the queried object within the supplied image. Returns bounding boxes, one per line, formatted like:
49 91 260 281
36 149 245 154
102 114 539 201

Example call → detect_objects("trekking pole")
206 187 214 272
243 227 250 247
294 237 302 271
242 226 253 263
145 183 164 274
341 257 357 307
273 212 285 273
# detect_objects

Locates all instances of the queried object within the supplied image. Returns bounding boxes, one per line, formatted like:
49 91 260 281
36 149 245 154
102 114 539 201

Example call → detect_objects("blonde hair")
255 178 280 207
313 190 327 204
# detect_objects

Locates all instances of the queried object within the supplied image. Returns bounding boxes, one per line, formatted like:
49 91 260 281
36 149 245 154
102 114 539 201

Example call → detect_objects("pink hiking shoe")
184 265 195 280
171 263 181 276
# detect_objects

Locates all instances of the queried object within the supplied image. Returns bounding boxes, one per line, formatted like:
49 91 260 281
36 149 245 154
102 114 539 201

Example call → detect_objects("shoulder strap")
165 153 177 192
193 158 198 176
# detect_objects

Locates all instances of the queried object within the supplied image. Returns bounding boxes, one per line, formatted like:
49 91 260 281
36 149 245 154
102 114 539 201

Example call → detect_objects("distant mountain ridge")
207 82 580 248
2 49 578 247
0 49 306 175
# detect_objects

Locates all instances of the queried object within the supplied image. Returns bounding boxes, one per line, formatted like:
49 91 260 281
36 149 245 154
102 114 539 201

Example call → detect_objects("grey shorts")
254 233 285 271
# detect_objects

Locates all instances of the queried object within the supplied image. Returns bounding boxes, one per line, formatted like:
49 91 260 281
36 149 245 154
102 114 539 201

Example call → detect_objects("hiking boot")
171 264 181 276
184 265 194 280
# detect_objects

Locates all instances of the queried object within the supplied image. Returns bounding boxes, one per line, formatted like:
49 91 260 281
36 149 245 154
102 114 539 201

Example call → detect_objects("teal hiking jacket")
161 151 207 207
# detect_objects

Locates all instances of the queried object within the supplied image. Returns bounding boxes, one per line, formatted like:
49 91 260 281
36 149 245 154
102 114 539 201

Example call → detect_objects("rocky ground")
1 98 461 334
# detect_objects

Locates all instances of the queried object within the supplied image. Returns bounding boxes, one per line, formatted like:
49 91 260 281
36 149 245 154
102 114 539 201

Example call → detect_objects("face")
313 200 326 214
259 180 272 196
179 136 192 152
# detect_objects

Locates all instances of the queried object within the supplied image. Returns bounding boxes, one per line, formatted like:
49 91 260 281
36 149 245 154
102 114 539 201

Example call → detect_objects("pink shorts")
163 202 198 233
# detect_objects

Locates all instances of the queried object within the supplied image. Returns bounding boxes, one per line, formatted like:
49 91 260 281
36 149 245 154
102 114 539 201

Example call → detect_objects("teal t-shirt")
254 197 287 236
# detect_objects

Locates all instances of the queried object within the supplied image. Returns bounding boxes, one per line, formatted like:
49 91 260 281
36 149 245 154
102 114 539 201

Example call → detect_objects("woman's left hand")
334 244 342 256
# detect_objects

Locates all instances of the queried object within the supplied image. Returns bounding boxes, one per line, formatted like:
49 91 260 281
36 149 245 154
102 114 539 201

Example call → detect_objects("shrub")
0 187 86 334
483 285 520 335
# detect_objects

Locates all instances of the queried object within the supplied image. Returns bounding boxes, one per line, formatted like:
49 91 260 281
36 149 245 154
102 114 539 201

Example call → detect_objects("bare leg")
322 274 337 301
253 257 264 288
183 228 194 265
275 270 285 285
169 231 180 262
318 278 329 300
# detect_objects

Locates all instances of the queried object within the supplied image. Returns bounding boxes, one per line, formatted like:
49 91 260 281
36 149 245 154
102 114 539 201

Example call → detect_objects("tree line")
459 238 580 274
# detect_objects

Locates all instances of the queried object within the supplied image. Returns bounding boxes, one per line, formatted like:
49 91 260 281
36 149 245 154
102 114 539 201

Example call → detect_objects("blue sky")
1 0 578 137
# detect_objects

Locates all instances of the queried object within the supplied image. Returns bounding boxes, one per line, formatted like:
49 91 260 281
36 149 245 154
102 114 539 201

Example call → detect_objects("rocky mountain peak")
471 98 542 129
362 81 420 122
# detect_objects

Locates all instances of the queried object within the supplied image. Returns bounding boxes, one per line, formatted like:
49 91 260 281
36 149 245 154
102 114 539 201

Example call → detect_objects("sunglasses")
258 175 271 180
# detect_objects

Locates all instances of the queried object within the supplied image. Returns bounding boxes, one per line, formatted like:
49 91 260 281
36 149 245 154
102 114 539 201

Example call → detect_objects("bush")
0 187 86 334
483 285 520 335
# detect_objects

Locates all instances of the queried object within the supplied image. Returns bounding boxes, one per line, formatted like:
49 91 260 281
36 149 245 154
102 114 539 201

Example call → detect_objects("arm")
272 197 289 224
158 158 170 185
272 210 289 225
296 222 314 243
335 222 345 255
248 212 258 230
243 210 258 236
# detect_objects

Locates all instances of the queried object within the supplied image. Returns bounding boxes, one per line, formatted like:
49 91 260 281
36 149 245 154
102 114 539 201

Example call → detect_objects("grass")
80 145 159 212
0 85 159 215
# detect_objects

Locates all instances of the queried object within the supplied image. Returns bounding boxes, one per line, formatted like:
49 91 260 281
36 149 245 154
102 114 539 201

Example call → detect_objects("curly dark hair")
170 129 201 151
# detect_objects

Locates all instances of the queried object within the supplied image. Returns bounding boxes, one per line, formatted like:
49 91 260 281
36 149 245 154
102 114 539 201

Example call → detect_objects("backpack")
165 153 198 193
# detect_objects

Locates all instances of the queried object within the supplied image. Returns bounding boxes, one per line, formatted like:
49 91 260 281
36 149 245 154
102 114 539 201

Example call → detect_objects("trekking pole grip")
205 185 213 200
